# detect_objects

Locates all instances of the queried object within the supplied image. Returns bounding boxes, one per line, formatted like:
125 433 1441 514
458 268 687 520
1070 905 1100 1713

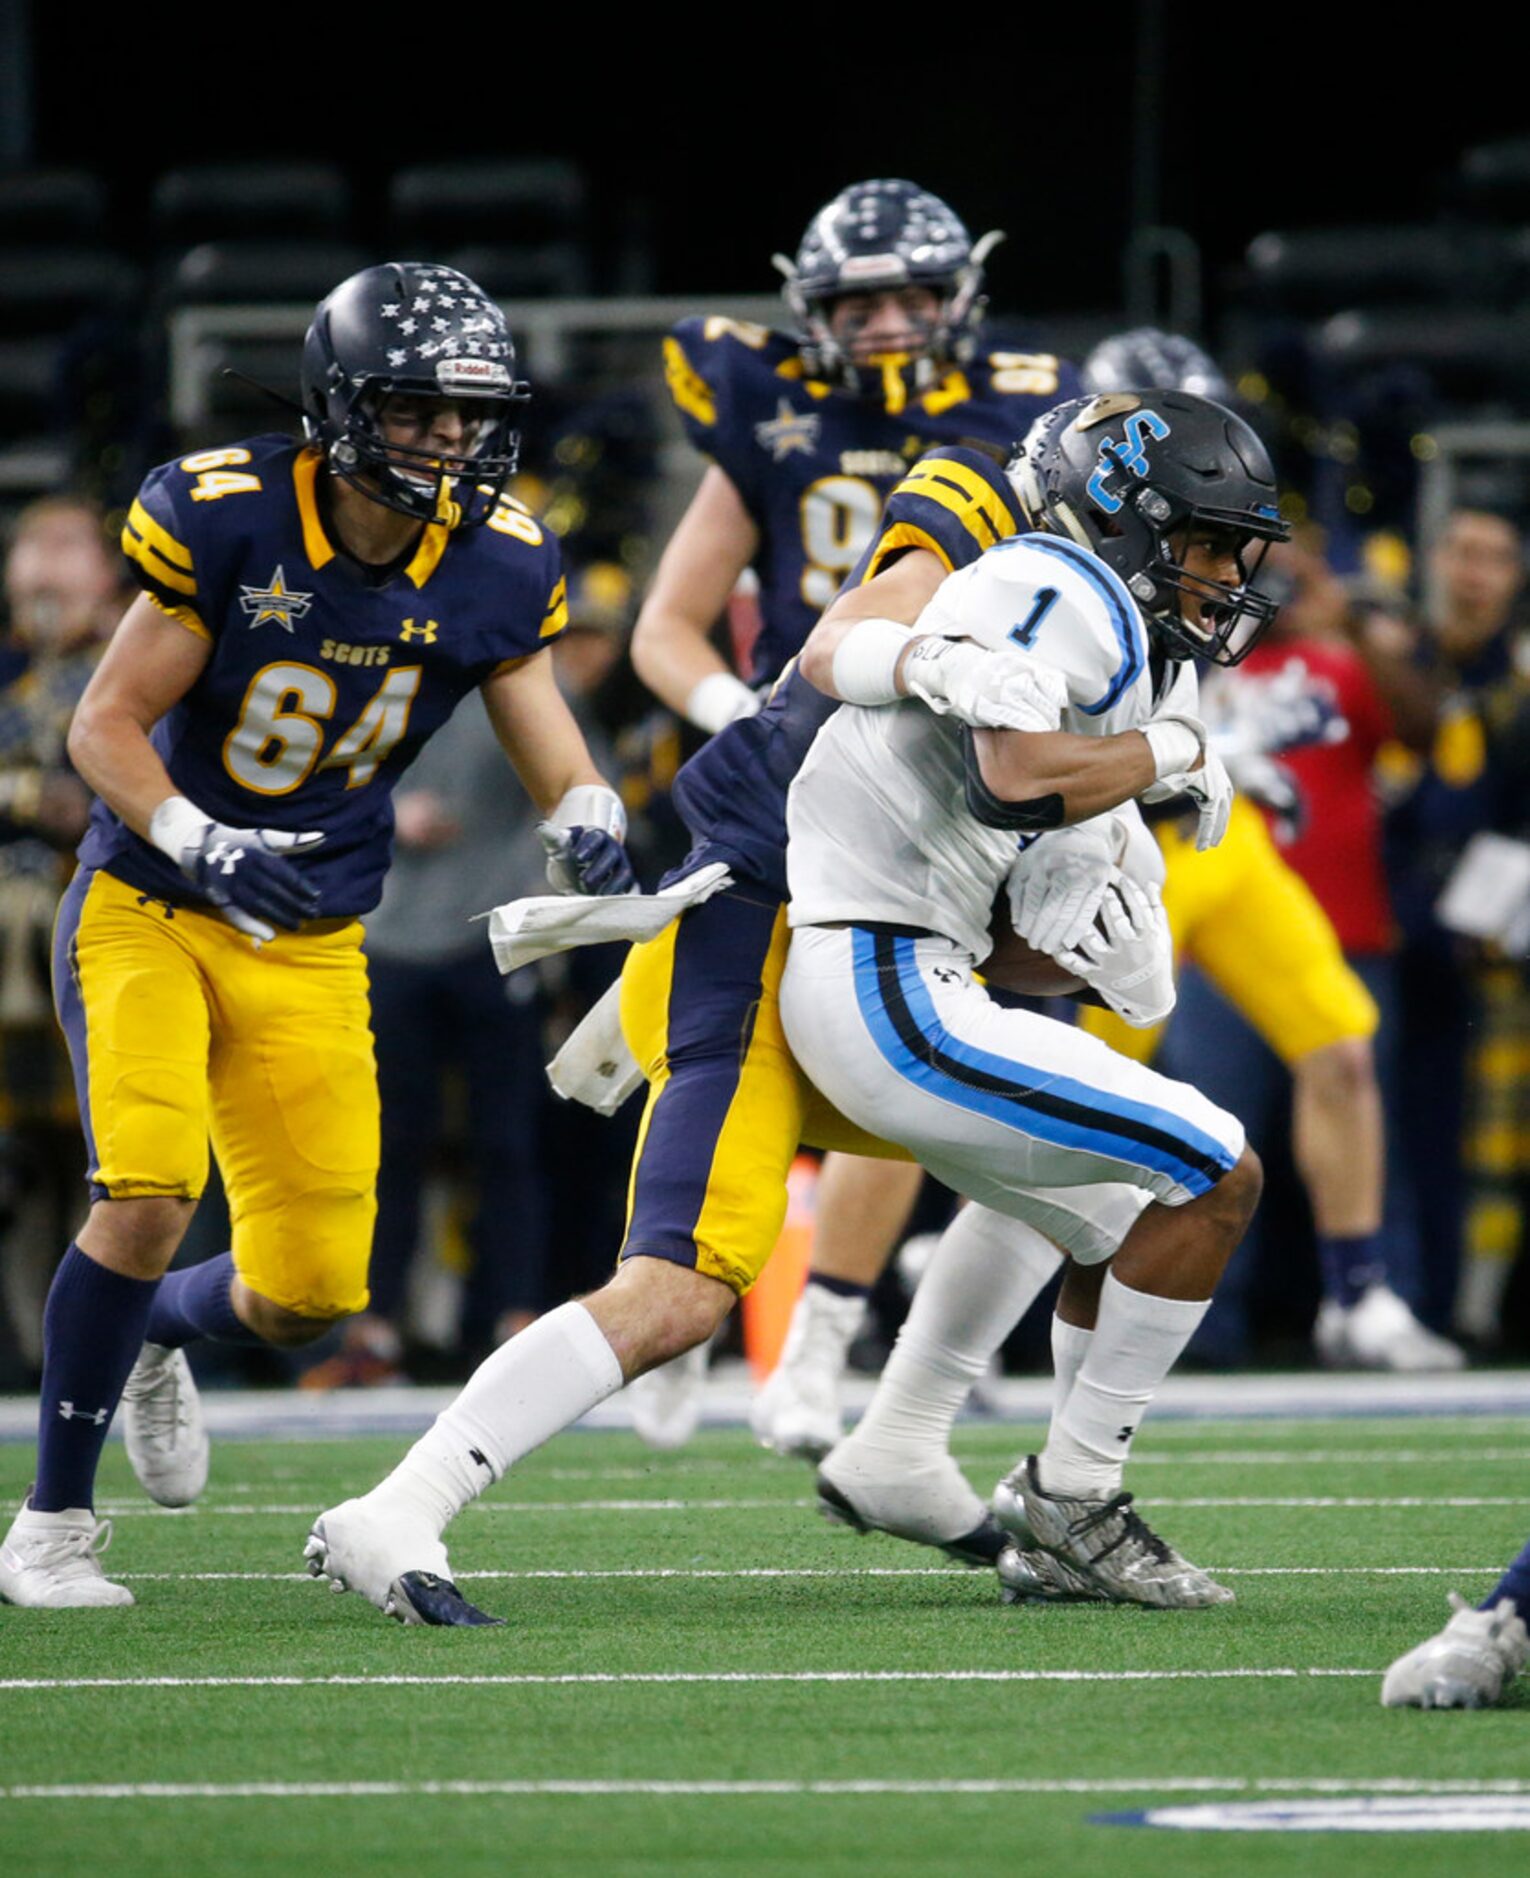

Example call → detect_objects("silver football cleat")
994 1455 1233 1609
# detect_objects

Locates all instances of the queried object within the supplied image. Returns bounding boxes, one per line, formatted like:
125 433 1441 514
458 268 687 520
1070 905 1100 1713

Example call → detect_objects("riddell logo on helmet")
437 358 511 392
840 254 907 282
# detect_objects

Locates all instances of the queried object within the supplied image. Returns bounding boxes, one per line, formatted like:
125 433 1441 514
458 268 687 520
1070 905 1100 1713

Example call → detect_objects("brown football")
982 890 1086 998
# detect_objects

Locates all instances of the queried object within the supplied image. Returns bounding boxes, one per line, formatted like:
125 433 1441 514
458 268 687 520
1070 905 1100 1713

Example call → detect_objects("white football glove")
901 638 1069 733
1005 820 1118 959
1059 875 1176 1027
1141 711 1235 852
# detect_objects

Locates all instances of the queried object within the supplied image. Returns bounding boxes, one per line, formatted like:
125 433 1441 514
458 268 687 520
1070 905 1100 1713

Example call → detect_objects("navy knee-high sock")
33 1245 160 1514
145 1252 261 1349
1482 1535 1530 1623
1317 1231 1387 1308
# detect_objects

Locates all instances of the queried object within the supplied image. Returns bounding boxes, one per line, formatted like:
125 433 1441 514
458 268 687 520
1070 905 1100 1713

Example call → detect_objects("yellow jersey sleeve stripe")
142 589 211 640
902 457 1013 547
123 529 199 598
539 576 569 639
125 498 194 576
863 522 952 582
291 447 336 570
663 335 716 428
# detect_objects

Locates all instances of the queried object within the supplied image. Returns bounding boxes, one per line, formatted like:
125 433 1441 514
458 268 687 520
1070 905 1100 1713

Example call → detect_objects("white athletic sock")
1040 1272 1208 1499
848 1206 1061 1459
371 1302 624 1536
1049 1315 1094 1426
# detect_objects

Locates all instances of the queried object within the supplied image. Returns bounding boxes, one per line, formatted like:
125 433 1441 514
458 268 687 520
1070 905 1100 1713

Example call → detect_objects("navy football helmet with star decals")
773 179 1003 394
1010 389 1291 665
301 262 530 529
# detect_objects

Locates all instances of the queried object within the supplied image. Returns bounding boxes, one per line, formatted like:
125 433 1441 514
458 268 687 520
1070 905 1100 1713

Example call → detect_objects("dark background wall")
21 1 1530 314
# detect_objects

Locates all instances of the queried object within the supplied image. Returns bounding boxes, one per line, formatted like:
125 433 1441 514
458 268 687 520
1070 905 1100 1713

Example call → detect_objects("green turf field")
2 1416 1528 1875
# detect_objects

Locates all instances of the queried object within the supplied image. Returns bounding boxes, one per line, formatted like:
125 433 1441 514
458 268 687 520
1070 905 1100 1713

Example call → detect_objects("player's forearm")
973 727 1160 827
630 604 753 726
66 700 182 840
799 550 948 699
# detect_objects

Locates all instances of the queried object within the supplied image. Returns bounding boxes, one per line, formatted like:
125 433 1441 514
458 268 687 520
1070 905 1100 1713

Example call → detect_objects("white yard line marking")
6 1777 1529 1802
1148 1497 1527 1508
516 1451 1530 1477
90 1499 816 1517
0 1668 1377 1691
1058 1449 1530 1467
108 1564 1511 1583
86 1494 1530 1518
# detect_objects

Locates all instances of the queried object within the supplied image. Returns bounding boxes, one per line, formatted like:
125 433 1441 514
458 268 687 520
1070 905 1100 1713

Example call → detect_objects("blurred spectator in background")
1169 530 1455 1365
1079 331 1456 1370
1386 509 1527 1342
0 497 124 1378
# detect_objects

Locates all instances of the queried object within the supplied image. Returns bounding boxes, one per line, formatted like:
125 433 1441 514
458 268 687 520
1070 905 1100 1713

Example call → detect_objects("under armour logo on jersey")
1116 1425 1136 1443
932 966 962 986
204 840 246 876
239 566 313 632
399 619 440 644
58 1401 109 1425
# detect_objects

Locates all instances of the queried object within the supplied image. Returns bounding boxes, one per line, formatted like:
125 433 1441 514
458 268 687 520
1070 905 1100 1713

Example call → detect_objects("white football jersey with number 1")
785 532 1196 962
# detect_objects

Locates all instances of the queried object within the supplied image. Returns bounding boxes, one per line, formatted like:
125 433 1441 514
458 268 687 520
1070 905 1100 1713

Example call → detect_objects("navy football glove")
537 822 636 897
182 822 325 941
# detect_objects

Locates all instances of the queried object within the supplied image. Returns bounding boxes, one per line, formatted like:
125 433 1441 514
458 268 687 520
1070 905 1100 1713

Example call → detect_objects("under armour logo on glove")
182 821 325 944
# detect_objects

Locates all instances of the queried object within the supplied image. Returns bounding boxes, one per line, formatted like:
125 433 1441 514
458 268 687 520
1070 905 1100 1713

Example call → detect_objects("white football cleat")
121 1343 210 1507
304 1494 500 1625
816 1438 1005 1566
1381 1594 1530 1709
626 1342 709 1450
0 1502 134 1608
749 1283 866 1461
1315 1285 1466 1373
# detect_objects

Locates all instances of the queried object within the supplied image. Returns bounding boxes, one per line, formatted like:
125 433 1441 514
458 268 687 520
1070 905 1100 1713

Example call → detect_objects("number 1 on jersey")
1009 587 1059 650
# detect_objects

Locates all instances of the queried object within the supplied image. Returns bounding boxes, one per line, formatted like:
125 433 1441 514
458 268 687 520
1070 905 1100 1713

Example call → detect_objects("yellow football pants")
54 868 378 1317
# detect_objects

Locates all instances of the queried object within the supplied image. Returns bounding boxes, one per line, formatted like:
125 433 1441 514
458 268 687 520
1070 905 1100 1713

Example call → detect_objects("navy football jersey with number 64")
80 433 567 919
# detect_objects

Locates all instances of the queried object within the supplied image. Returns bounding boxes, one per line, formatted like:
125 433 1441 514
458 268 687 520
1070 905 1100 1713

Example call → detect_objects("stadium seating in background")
1246 225 1484 318
388 159 592 297
1452 136 1530 223
149 162 354 249
0 169 107 243
0 223 142 504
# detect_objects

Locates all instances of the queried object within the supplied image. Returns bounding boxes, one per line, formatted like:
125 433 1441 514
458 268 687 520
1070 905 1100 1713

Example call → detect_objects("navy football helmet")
1011 390 1291 665
1082 327 1233 402
301 262 530 528
773 179 1002 393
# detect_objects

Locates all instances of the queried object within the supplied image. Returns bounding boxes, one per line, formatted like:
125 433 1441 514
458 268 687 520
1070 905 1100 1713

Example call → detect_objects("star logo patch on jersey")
239 567 313 633
754 400 821 462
